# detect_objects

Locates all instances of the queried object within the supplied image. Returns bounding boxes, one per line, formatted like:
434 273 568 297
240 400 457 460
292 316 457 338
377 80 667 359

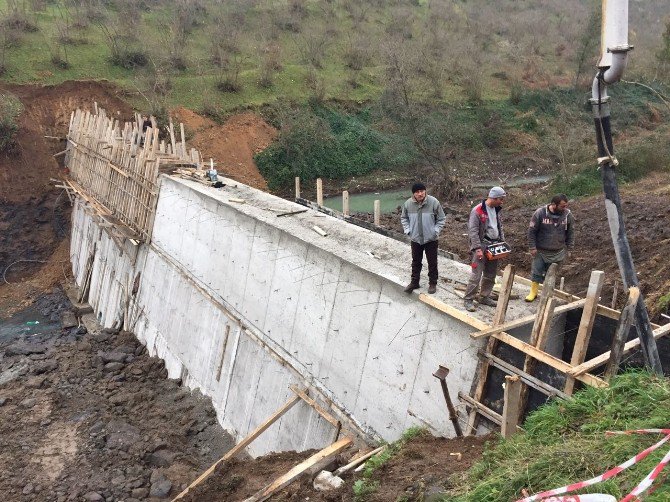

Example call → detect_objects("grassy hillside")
1 0 668 112
2 0 669 191
447 372 670 501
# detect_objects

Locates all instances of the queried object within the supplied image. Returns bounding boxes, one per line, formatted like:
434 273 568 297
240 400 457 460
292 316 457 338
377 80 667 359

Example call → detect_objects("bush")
0 93 23 153
255 105 404 189
110 49 148 69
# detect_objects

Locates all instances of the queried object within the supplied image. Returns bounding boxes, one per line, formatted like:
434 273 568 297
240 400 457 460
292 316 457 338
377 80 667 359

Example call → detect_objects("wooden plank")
564 271 605 395
316 178 324 206
569 321 670 377
171 394 301 501
419 293 488 331
493 264 515 326
312 225 328 237
480 351 569 400
289 384 340 428
492 332 607 388
501 375 522 438
465 264 515 435
243 437 352 502
527 263 558 350
471 299 587 339
604 287 640 381
514 275 622 321
519 294 558 423
342 190 350 217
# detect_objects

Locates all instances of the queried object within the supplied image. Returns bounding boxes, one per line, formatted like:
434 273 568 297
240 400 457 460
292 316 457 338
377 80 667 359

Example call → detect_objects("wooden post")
501 375 522 438
604 287 640 381
295 177 300 200
611 280 619 309
171 394 301 501
559 276 565 291
564 270 605 395
466 265 515 435
316 178 323 206
373 199 381 226
342 190 350 217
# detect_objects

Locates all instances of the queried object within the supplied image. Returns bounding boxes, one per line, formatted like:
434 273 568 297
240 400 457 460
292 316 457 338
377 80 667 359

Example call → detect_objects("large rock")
149 472 172 498
105 420 141 451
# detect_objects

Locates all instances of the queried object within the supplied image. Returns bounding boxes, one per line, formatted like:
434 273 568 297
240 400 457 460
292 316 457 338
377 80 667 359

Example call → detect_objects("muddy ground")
0 287 235 501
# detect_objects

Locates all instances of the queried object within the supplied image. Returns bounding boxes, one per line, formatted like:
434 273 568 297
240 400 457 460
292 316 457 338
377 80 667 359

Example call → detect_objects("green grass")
0 91 23 151
447 372 670 501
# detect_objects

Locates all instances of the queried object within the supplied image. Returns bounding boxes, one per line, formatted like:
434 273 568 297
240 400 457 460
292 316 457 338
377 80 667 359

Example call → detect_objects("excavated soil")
0 81 134 318
173 107 277 191
0 287 235 501
179 431 488 501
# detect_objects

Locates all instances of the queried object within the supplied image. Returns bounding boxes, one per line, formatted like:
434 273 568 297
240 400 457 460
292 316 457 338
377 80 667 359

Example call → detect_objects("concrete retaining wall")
70 176 488 456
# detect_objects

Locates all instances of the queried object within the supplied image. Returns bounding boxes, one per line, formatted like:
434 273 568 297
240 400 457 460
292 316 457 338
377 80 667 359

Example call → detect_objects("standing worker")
464 186 507 312
525 194 574 302
401 182 446 294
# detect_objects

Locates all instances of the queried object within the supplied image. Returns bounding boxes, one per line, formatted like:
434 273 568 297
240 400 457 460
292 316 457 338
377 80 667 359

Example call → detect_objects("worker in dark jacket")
525 194 574 302
464 186 506 312
401 182 446 294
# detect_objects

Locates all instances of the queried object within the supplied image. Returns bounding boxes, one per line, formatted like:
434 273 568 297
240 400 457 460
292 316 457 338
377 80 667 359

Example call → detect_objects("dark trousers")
411 240 439 285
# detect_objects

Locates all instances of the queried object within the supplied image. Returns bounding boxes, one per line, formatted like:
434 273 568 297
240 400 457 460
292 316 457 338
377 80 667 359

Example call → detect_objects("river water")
322 174 552 214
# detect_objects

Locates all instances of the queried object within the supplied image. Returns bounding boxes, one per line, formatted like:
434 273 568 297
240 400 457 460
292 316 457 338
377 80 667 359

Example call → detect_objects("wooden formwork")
66 107 202 242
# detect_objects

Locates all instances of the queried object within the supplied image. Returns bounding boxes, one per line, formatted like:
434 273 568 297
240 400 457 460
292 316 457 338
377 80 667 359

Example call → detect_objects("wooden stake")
604 287 640 381
611 280 619 309
559 276 565 291
295 177 301 199
243 437 352 502
501 376 522 438
373 199 381 226
171 394 302 501
342 190 350 217
316 178 323 206
564 270 605 395
466 264 515 435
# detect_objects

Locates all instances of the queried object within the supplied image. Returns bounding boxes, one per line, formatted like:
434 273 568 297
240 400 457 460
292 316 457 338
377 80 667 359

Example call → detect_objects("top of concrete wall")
162 175 536 328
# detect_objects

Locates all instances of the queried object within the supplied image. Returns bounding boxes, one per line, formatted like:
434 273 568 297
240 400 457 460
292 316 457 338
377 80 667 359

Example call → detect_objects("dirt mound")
0 81 134 317
175 110 277 191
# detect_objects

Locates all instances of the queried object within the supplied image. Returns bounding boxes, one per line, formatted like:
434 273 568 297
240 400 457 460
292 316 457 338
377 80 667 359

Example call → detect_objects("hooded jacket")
468 200 504 252
528 205 574 251
401 195 446 245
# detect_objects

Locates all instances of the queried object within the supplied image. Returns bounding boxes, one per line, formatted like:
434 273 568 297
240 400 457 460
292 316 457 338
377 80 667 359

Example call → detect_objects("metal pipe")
590 0 663 374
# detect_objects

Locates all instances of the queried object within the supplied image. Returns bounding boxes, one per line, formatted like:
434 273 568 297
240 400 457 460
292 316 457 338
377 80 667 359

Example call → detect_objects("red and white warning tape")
516 431 670 502
606 429 670 437
620 445 670 502
541 495 616 502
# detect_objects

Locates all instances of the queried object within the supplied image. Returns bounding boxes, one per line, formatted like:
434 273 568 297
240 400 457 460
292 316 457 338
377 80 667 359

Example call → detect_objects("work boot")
479 296 497 307
404 282 420 293
428 283 437 294
525 281 539 302
464 299 476 312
